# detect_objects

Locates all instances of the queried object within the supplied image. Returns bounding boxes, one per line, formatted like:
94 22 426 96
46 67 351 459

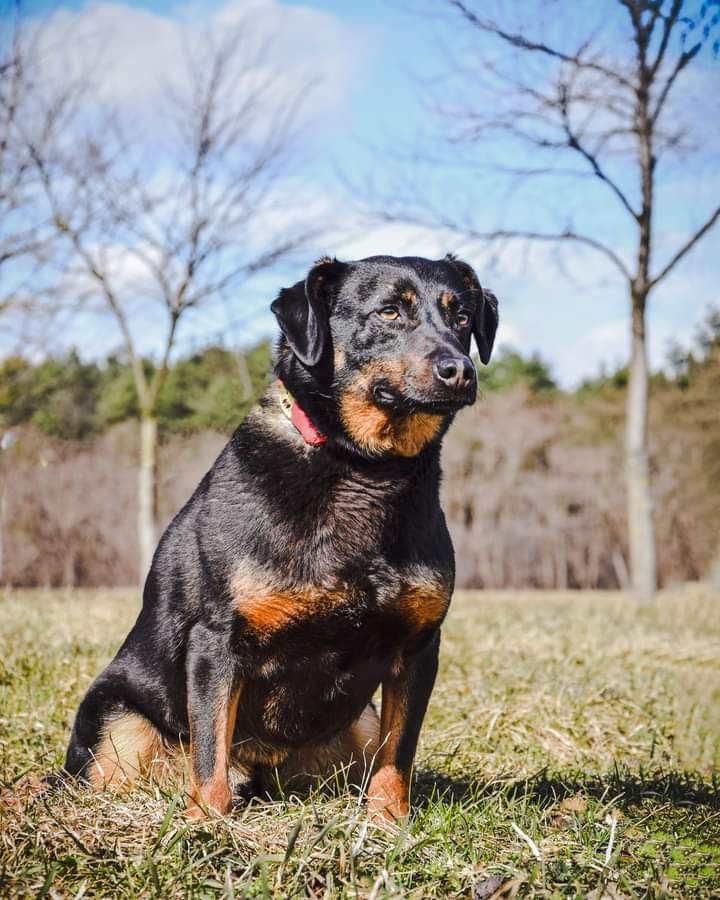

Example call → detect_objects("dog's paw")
186 782 233 820
185 800 209 822
366 766 409 827
367 794 408 827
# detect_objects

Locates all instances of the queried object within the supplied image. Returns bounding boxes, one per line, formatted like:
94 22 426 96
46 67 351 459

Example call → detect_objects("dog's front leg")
367 630 440 823
185 623 241 819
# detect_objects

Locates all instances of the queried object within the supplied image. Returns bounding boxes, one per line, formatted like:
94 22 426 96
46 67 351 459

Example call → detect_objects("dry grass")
1 586 719 898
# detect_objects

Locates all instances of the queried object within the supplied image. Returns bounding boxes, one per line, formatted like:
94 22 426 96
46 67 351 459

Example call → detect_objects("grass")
1 586 719 898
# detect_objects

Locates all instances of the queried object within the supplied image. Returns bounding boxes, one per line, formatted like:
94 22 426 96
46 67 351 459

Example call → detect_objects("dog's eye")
378 306 400 321
456 311 472 327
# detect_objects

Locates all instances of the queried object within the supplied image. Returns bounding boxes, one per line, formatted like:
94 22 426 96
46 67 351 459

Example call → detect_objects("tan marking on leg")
90 712 169 791
188 686 241 819
350 704 382 762
367 764 409 822
394 583 450 632
367 679 410 823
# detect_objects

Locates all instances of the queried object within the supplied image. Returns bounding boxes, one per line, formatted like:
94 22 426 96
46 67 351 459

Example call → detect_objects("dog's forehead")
339 256 467 301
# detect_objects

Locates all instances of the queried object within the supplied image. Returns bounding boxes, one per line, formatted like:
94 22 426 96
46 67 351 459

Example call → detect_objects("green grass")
1 587 719 898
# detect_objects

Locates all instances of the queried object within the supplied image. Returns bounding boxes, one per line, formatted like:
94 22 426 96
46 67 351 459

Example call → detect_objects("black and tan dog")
63 254 498 822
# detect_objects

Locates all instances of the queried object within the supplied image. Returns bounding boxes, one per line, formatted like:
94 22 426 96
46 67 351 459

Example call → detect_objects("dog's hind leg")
87 710 170 789
64 676 114 782
65 676 172 791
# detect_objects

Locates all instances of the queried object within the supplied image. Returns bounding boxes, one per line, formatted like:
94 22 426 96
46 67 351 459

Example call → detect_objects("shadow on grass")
413 765 720 811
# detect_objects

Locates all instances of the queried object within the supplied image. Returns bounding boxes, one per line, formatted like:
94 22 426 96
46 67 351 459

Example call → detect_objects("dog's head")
271 254 499 458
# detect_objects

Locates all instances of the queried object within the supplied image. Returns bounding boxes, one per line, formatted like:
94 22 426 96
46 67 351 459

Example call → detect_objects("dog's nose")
433 354 476 391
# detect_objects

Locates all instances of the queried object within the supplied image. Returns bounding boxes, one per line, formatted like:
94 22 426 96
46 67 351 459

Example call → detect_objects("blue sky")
9 0 720 386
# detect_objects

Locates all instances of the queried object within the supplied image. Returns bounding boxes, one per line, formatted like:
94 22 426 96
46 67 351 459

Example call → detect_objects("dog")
63 254 498 822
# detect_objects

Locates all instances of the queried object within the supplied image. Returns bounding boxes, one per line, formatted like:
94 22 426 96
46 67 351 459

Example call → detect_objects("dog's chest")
230 559 450 751
231 559 451 643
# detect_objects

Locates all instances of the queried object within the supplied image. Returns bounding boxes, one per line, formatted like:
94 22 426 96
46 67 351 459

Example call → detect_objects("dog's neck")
274 344 337 437
276 379 328 447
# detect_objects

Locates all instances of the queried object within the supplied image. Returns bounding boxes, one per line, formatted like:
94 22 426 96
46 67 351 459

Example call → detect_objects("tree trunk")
0 476 6 585
236 351 254 402
626 299 657 600
709 541 720 589
138 414 159 584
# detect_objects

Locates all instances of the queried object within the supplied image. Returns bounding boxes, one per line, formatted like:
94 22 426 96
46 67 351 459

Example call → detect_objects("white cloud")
334 221 455 261
10 1 718 388
558 319 628 385
30 0 367 136
8 1 370 360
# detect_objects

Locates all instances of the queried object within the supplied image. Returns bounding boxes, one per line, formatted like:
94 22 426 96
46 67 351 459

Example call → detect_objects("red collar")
277 380 327 447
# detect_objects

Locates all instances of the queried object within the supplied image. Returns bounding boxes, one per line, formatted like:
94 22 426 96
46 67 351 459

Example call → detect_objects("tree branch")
446 0 634 88
375 202 633 281
471 227 632 280
649 205 720 288
147 309 180 410
558 84 639 221
24 137 150 407
649 0 682 76
651 42 702 125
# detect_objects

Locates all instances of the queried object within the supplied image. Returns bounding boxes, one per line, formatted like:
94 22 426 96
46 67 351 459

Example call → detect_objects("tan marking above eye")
439 290 455 309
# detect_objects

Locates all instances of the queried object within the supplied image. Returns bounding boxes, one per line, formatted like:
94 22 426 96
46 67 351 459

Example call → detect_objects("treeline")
0 341 559 439
0 342 274 440
1 309 718 589
449 308 720 589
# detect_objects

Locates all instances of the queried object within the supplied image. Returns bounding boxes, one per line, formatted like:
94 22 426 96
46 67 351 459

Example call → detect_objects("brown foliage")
2 379 717 589
2 425 224 587
444 383 719 589
444 389 628 589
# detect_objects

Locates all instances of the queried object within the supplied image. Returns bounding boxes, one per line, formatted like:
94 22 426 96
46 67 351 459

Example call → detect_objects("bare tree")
370 0 720 599
0 6 33 278
0 7 59 307
22 22 319 580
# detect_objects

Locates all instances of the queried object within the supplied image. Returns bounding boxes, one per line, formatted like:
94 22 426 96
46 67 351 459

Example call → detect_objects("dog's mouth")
371 381 475 415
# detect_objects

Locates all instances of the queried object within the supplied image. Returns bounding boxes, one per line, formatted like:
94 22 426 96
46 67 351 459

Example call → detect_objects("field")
1 588 719 898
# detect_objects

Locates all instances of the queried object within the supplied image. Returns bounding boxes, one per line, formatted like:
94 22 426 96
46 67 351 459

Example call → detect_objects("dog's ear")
476 288 499 365
444 254 499 365
271 257 345 367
